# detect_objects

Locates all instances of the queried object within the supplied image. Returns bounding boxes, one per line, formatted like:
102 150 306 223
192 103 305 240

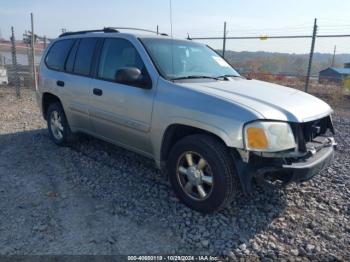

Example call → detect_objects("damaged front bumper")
281 142 334 182
233 136 336 193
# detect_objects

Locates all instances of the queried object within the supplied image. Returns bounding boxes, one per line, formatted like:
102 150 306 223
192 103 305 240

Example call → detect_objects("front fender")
164 117 232 146
151 115 247 167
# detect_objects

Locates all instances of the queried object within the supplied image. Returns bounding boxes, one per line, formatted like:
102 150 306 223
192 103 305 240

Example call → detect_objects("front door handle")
56 80 65 87
93 88 103 96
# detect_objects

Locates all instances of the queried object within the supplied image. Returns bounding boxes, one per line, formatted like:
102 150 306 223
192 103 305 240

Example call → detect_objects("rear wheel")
167 134 240 213
47 102 73 146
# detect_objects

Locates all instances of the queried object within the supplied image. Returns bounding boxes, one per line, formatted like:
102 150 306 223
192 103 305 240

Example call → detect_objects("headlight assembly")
244 121 296 152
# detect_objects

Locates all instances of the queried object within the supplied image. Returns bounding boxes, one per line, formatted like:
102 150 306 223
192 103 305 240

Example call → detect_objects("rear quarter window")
45 39 74 71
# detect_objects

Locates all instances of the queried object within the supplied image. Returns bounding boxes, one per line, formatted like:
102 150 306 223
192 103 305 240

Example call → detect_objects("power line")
190 34 350 40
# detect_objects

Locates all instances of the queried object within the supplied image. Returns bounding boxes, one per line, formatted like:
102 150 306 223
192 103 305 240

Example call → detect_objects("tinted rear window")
45 39 74 71
73 38 98 76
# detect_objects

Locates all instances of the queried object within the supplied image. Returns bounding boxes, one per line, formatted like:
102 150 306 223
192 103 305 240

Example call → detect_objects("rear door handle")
93 88 103 96
56 80 65 87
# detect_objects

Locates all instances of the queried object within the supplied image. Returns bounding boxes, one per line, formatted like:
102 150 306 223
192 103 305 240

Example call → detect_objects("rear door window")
73 38 98 76
45 39 74 71
65 39 79 73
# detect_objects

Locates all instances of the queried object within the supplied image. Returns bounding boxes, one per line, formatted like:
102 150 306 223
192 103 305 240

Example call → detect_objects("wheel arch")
42 92 62 120
159 122 232 168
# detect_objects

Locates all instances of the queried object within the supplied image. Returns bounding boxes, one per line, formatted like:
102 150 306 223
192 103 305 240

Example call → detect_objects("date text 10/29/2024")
127 255 220 261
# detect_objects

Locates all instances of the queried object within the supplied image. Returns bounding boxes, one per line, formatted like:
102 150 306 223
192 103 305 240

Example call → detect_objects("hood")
178 78 332 122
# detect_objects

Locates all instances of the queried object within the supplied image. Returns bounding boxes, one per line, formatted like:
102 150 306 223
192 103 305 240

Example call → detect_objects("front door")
89 38 156 155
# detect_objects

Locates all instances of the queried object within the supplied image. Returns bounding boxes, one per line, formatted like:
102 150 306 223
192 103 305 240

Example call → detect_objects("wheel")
167 134 240 213
47 102 73 146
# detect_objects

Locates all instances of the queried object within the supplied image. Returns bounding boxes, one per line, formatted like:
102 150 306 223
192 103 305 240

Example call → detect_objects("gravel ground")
0 87 349 259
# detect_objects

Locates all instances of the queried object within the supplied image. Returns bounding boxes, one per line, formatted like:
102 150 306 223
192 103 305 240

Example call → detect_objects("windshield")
140 38 240 80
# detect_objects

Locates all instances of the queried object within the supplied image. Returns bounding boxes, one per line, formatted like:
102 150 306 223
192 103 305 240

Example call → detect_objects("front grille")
291 115 334 152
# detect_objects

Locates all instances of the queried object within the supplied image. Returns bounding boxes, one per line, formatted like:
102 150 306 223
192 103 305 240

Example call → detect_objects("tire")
167 134 240 213
47 102 74 146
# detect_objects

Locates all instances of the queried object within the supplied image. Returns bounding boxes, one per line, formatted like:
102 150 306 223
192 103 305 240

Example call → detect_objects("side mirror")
114 67 151 89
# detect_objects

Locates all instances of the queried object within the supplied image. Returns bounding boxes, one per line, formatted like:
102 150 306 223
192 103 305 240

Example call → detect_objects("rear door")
43 38 75 110
60 37 99 132
89 37 156 155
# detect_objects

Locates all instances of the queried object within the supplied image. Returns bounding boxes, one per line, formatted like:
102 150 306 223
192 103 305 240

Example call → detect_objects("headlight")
244 121 296 152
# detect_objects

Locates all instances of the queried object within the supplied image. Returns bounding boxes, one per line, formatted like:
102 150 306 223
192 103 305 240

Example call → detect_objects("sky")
0 0 350 54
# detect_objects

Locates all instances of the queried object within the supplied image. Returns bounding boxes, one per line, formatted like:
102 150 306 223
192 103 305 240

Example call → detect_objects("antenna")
169 0 173 37
169 0 174 77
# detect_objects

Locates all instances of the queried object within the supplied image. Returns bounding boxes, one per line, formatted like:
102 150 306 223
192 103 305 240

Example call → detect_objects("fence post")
27 33 33 82
331 45 336 66
43 35 47 49
222 21 227 58
31 13 38 90
10 26 20 97
305 18 317 93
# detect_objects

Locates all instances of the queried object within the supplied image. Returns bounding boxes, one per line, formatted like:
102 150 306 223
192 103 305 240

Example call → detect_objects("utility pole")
331 45 336 67
305 18 317 93
222 21 227 58
156 25 159 35
31 13 37 90
10 27 20 97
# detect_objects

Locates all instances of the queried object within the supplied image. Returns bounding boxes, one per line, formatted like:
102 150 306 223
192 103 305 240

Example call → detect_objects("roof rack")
59 27 168 38
105 27 168 36
59 28 118 38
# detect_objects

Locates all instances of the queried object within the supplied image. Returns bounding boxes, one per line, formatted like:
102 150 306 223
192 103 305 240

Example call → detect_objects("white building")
0 67 8 85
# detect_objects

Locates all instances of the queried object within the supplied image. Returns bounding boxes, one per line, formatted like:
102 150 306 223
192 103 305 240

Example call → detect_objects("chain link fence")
0 16 47 97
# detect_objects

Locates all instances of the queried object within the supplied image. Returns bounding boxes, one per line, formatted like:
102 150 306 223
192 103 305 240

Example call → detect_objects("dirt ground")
0 88 180 255
0 86 349 259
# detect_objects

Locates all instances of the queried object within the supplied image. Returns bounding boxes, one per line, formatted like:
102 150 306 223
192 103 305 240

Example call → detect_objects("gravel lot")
0 87 349 259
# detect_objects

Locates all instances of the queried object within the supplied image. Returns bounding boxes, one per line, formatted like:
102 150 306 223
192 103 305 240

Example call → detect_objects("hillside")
221 50 350 76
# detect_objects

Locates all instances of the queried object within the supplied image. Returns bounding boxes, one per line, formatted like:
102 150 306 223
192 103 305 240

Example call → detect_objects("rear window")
73 38 98 76
45 39 74 71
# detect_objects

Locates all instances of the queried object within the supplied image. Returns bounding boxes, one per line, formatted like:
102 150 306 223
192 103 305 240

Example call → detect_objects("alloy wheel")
50 110 64 140
176 151 214 201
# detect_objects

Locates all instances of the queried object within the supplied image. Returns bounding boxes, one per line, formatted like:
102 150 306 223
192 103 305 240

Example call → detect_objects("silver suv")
37 28 336 213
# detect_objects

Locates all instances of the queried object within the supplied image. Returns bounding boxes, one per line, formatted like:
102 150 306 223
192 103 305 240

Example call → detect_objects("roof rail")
59 28 119 38
58 27 169 38
105 27 168 36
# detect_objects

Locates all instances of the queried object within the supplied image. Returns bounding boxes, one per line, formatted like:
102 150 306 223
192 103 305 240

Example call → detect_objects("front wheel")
167 134 240 213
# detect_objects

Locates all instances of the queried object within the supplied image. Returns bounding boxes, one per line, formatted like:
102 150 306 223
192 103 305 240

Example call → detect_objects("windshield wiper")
171 75 219 81
216 74 241 79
